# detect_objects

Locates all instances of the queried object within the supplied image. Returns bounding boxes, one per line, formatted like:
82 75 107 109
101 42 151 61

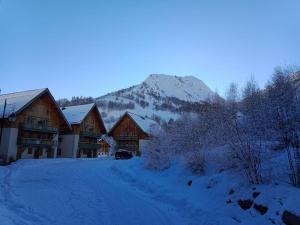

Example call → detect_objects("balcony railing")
80 131 101 138
78 142 101 150
21 123 58 134
117 135 138 141
17 138 58 147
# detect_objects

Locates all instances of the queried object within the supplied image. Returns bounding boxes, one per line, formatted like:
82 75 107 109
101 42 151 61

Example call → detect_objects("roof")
0 88 48 118
0 88 71 130
61 103 96 125
99 138 111 147
127 112 158 133
61 104 106 133
109 111 159 135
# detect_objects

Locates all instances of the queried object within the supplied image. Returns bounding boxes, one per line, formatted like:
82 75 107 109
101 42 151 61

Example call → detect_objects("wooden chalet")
108 112 159 156
98 138 110 156
60 103 107 158
0 88 71 162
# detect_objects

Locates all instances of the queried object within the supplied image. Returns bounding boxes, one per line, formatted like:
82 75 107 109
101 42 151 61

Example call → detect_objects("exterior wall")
76 107 105 158
14 92 69 131
110 114 148 155
60 134 79 158
0 128 19 162
110 115 147 139
80 108 106 134
0 91 69 162
13 92 68 160
16 134 58 159
99 141 110 157
20 147 49 159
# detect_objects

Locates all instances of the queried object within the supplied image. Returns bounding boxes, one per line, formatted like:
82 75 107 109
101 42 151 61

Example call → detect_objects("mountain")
138 74 215 102
95 74 216 130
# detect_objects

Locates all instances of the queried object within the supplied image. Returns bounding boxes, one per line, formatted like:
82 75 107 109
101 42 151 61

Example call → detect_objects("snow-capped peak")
141 74 214 102
96 74 216 129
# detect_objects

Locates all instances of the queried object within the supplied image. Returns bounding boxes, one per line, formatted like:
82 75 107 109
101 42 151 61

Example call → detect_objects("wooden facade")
1 89 70 161
99 139 110 156
63 105 107 158
108 113 149 156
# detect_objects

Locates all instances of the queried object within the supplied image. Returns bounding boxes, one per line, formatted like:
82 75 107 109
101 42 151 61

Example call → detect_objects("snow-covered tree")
264 67 300 187
219 81 264 184
144 126 171 170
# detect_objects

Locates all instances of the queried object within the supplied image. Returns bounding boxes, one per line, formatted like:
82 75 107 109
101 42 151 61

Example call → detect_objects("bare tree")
264 67 300 187
221 82 263 184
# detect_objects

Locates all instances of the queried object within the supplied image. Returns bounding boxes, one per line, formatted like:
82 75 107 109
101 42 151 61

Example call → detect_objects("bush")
184 151 205 175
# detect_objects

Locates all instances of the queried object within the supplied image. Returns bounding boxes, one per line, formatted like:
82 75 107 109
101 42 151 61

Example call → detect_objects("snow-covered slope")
96 74 216 130
142 74 214 102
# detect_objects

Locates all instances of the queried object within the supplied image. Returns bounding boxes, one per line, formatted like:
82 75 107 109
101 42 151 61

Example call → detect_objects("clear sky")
0 0 299 99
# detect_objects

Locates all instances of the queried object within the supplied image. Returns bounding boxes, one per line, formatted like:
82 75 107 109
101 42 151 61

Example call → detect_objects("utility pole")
0 99 7 145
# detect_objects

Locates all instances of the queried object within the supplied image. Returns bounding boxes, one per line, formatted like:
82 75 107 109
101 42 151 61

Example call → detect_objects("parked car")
115 150 133 160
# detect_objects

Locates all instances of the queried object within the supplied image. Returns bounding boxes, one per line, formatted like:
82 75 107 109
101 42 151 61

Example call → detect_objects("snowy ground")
0 158 299 225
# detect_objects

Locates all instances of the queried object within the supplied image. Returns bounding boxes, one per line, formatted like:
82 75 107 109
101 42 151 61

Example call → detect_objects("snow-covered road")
2 158 296 225
0 159 188 225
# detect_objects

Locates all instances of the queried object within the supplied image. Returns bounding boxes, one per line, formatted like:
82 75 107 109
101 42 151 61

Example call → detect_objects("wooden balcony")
78 142 101 150
117 135 138 141
17 138 58 147
21 123 58 134
80 131 101 139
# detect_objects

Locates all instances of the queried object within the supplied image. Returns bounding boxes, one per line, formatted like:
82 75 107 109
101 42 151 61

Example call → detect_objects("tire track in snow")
0 163 55 225
109 165 237 225
80 161 174 225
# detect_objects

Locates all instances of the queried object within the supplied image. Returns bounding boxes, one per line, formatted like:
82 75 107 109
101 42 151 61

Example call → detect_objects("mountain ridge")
95 74 216 129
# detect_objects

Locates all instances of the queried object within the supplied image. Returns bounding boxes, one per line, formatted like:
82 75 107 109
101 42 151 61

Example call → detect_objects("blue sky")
0 0 299 99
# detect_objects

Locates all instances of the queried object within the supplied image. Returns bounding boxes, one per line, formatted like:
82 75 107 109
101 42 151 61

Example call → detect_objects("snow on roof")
61 103 95 125
127 112 159 134
0 88 47 118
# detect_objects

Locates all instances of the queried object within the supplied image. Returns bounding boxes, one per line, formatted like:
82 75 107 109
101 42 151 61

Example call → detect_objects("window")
38 119 48 128
26 117 35 126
